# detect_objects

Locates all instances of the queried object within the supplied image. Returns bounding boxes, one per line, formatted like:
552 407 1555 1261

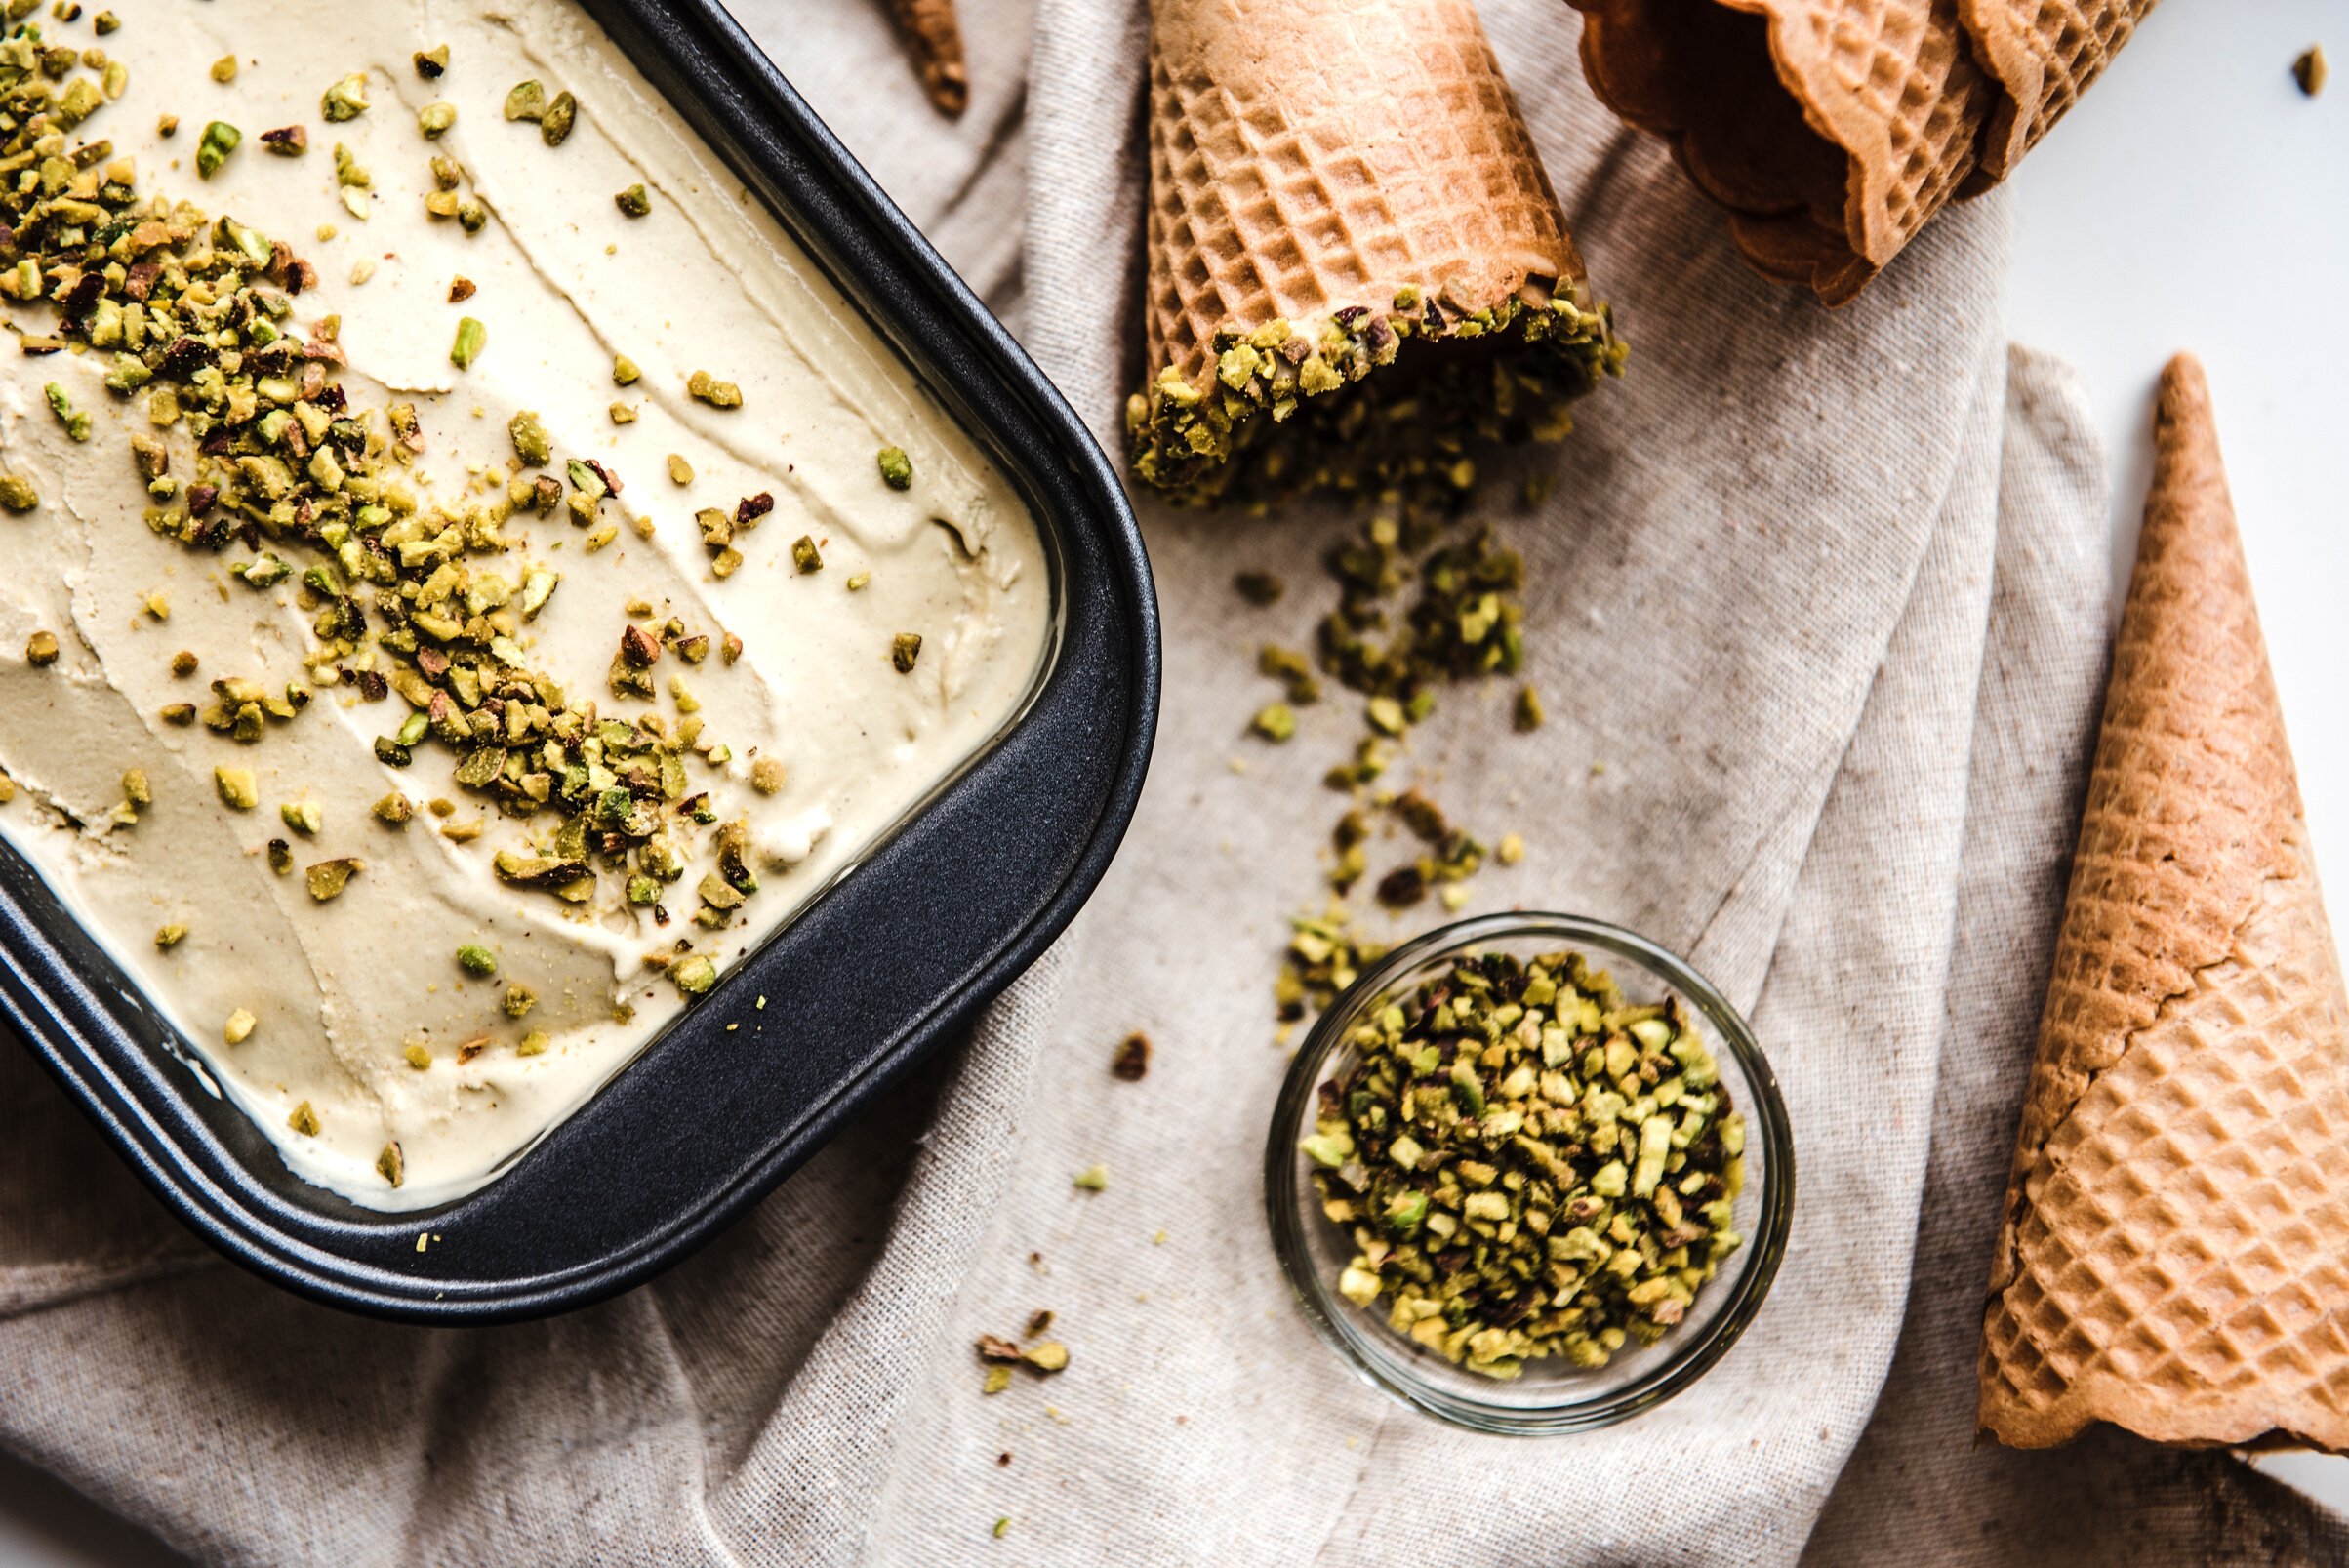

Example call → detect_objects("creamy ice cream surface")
0 1 1051 1209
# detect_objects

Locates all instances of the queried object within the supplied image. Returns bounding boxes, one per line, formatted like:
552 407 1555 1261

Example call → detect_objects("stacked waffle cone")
1127 0 1623 508
1977 354 2349 1453
1567 0 2159 302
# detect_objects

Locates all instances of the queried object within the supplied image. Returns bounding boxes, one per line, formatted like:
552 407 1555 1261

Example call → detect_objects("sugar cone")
1566 0 2155 303
1977 354 2349 1452
1958 0 2159 184
1127 0 1624 509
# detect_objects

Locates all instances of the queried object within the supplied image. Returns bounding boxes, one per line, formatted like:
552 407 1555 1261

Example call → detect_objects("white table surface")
3 4 2344 1561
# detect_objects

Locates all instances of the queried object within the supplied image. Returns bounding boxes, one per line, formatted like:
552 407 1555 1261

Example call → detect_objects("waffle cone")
1977 354 2349 1453
1566 0 2155 303
1128 0 1623 508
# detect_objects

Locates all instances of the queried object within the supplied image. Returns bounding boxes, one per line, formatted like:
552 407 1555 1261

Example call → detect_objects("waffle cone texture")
1566 0 2157 303
1128 0 1624 508
1977 354 2349 1453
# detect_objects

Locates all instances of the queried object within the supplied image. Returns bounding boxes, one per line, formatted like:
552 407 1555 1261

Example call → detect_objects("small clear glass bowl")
1265 912 1795 1434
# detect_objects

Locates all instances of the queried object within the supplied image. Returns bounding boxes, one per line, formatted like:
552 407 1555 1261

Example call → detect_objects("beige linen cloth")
2 2 2343 1563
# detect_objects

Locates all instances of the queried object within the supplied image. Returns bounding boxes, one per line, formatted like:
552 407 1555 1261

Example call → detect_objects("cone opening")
1125 284 1625 511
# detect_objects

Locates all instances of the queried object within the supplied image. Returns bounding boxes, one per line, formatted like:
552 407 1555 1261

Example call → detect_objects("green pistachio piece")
320 72 370 122
507 410 551 467
415 44 449 79
455 943 498 978
791 536 822 574
417 101 456 139
614 183 649 217
304 858 361 901
450 315 485 369
505 79 547 120
671 954 717 995
876 445 913 490
687 369 741 408
43 382 89 441
214 766 258 810
891 632 922 674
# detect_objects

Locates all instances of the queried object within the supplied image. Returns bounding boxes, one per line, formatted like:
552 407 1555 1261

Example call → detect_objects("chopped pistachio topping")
208 53 236 84
1497 832 1525 866
1515 685 1545 732
259 122 304 155
1072 1163 1108 1192
518 1029 549 1056
455 943 498 977
404 1042 431 1069
304 857 360 900
666 452 691 484
154 921 186 948
320 71 369 122
791 535 822 574
223 1006 257 1044
417 101 456 139
214 766 258 810
875 445 912 490
414 44 448 80
1128 289 1624 511
43 381 88 439
614 182 649 217
503 983 537 1019
890 632 922 674
671 953 717 995
507 410 551 466
0 472 36 511
377 1141 404 1186
749 756 786 794
287 1100 319 1136
614 353 641 385
504 78 545 120
1250 703 1296 743
450 314 486 369
281 799 322 835
687 369 740 408
1111 1031 1150 1081
540 89 576 146
981 1364 1011 1396
1308 948 1745 1378
266 838 293 874
24 628 59 666
372 791 415 826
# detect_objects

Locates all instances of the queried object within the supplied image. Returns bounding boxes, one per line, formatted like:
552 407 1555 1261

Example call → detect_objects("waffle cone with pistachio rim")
1565 0 2155 304
1128 0 1625 511
1977 354 2349 1453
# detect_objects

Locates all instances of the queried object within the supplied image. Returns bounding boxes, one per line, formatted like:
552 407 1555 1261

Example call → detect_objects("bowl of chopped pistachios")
1267 913 1793 1433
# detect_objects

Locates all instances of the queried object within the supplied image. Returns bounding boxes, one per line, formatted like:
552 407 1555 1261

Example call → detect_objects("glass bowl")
1265 912 1794 1434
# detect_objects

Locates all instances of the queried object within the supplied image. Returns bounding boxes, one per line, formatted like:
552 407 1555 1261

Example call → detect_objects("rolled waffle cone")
1127 0 1624 509
1566 0 2155 303
1977 354 2349 1453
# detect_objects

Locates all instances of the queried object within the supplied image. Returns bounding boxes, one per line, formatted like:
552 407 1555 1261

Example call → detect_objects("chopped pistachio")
208 53 236 83
1234 571 1284 606
615 183 650 217
1111 1031 1150 1081
404 1043 432 1069
1072 1164 1108 1192
791 536 823 574
223 1007 257 1045
266 838 294 875
518 1029 550 1057
161 704 197 727
448 276 476 302
417 101 456 138
154 922 187 949
214 766 258 810
92 9 116 32
24 628 60 666
1021 1342 1069 1373
279 800 322 835
507 410 551 467
260 123 305 155
672 954 717 995
1515 685 1545 732
687 370 741 408
43 382 89 441
993 1518 1010 1540
846 572 871 592
504 984 537 1019
304 858 360 901
287 1101 320 1137
666 452 692 484
876 446 913 490
540 89 576 145
614 353 642 385
505 78 547 120
414 43 449 79
891 632 922 674
372 791 415 826
156 113 177 138
0 473 36 512
377 1141 404 1187
320 71 370 121
1250 703 1297 743
609 402 636 424
170 650 202 677
1496 832 1525 866
450 315 486 369
981 1365 1012 1396
455 944 498 978
749 757 787 794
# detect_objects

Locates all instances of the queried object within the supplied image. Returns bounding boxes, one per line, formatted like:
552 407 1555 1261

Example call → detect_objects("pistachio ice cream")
0 0 1051 1209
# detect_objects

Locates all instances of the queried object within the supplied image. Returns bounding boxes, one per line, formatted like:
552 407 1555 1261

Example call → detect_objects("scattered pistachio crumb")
1251 703 1297 743
304 858 360 901
43 382 88 440
281 800 323 835
504 79 546 120
418 101 456 139
0 473 36 512
1497 832 1525 865
876 446 913 490
750 757 788 794
267 839 293 875
415 43 448 79
321 71 369 122
791 536 823 574
378 1142 404 1187
1515 685 1545 732
24 628 60 666
1234 571 1284 606
208 53 236 83
540 90 577 145
223 1007 257 1045
1111 1031 1150 1080
372 791 415 826
450 315 486 369
518 1029 550 1056
891 632 923 673
613 353 641 385
981 1365 1012 1396
405 1043 432 1070
214 766 258 810
504 984 537 1019
456 943 498 978
615 183 650 217
609 402 637 424
1073 1164 1108 1192
992 1518 1010 1541
350 258 377 286
846 572 871 592
287 1101 320 1137
666 453 692 485
143 591 169 620
1021 1342 1069 1373
687 369 742 408
672 954 718 995
154 922 186 949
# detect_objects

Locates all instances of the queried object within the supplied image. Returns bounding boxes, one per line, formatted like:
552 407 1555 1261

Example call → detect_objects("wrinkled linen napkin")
2 2 2343 1563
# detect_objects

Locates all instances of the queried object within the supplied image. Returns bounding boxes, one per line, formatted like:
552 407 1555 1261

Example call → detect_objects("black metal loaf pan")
0 0 1158 1323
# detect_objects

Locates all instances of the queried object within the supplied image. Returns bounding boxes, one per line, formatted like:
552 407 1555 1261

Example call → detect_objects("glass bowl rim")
1263 910 1797 1435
